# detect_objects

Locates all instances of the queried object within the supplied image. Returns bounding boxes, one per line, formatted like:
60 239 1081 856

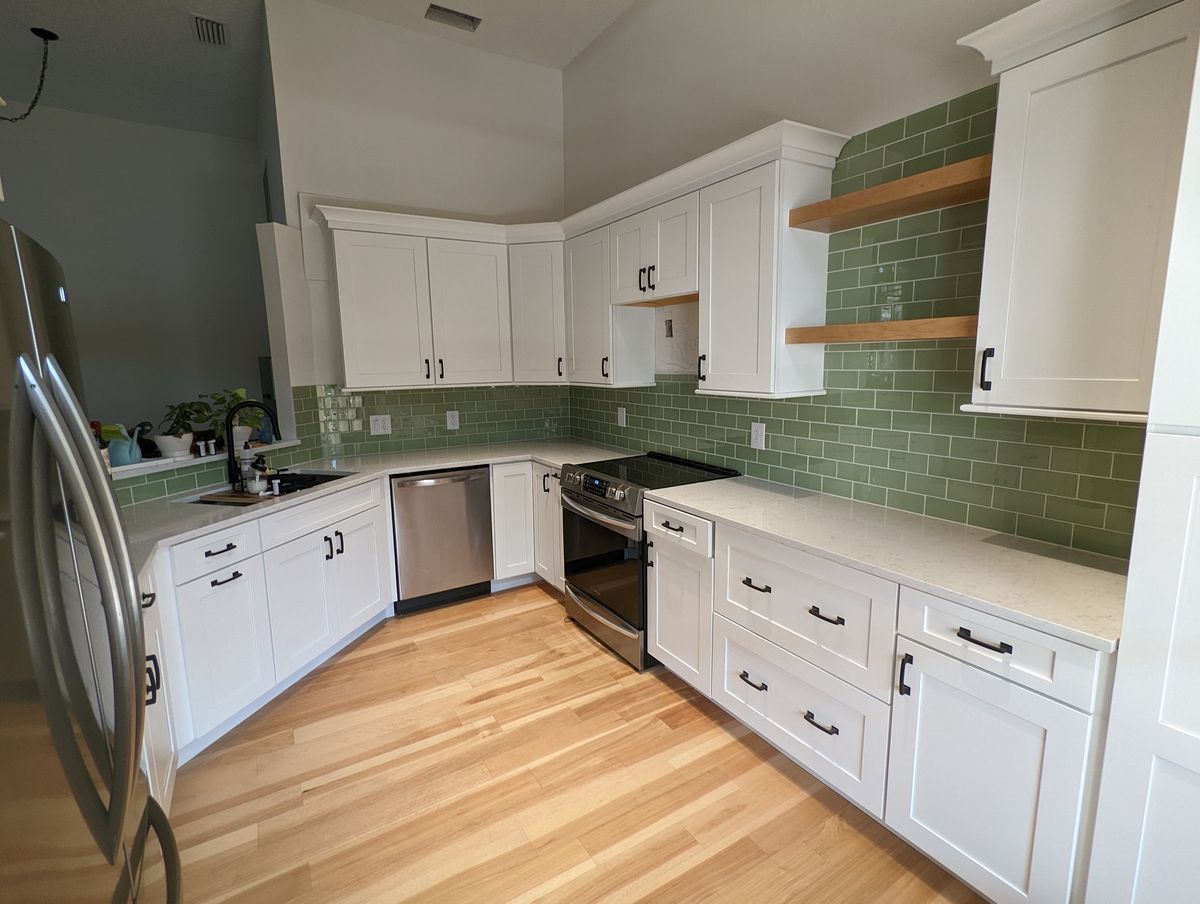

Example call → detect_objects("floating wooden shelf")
789 155 992 233
627 292 699 308
785 315 978 345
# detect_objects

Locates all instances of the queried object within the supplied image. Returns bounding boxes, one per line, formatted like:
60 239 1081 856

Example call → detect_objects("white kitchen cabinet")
491 461 535 579
965 0 1198 419
509 242 566 384
610 193 699 305
330 231 434 390
610 210 652 305
427 238 513 385
175 557 275 738
139 563 177 810
647 532 713 696
263 531 337 683
698 161 829 398
532 462 564 591
887 637 1092 904
330 506 392 636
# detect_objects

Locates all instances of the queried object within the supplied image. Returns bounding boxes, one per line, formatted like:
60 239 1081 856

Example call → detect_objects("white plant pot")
153 433 193 459
232 425 253 449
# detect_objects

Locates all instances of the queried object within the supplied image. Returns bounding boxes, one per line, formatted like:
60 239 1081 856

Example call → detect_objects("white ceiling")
313 0 641 70
0 0 264 139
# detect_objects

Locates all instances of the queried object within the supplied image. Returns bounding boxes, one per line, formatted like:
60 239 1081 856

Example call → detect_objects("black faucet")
225 399 281 492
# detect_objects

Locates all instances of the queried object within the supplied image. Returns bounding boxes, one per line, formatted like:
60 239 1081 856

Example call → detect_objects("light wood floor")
162 585 984 903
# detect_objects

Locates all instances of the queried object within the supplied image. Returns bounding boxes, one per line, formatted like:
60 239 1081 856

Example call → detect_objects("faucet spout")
225 399 281 492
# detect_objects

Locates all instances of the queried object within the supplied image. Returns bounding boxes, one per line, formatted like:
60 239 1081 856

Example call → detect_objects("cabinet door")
887 638 1091 904
331 507 392 637
331 231 434 389
611 211 651 304
176 558 274 738
647 541 713 696
263 531 337 683
699 163 779 395
646 192 699 300
427 238 513 385
509 243 566 384
565 228 612 384
140 566 177 809
532 464 564 591
973 2 1197 415
491 461 535 579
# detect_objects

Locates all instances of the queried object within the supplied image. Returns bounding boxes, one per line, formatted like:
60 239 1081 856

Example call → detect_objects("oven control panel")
583 475 609 497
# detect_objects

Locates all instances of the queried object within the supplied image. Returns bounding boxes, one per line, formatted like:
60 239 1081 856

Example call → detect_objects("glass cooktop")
579 452 738 490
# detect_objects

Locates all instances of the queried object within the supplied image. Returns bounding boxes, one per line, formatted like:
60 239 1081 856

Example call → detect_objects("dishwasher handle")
392 468 489 489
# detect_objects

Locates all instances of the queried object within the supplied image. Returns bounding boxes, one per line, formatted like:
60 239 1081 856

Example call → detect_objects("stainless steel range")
559 452 737 669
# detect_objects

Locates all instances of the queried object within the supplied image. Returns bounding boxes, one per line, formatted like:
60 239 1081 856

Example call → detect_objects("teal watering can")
106 423 147 467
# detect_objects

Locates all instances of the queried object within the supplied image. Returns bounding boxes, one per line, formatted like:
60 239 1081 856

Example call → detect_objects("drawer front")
898 586 1102 712
715 525 899 701
259 479 382 550
712 614 889 817
170 521 262 586
645 501 713 557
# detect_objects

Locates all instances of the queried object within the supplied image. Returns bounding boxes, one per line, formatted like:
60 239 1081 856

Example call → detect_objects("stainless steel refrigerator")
0 218 180 902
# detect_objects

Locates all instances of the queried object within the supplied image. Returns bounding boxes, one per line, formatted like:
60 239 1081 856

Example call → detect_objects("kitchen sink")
188 470 352 506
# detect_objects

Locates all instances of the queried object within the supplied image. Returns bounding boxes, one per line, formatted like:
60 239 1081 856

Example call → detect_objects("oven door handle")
565 584 640 641
560 491 641 540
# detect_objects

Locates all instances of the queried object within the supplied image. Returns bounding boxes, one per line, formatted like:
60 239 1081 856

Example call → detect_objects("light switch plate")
369 414 392 436
750 422 766 450
446 410 460 430
617 406 627 428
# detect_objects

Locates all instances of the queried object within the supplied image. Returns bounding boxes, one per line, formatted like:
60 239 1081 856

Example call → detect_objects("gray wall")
0 105 269 429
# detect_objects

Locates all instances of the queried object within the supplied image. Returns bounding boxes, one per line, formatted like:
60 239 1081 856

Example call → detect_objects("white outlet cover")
446 410 460 430
369 414 392 436
750 422 766 450
617 406 627 427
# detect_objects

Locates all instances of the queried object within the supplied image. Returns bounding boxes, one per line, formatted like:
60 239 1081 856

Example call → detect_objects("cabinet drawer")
170 521 262 586
715 525 898 701
898 587 1103 712
645 501 712 557
259 479 382 550
712 615 889 817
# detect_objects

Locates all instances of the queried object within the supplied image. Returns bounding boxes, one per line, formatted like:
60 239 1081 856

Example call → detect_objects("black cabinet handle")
638 266 646 292
210 570 243 588
542 473 550 493
647 559 654 569
957 626 1013 654
324 536 333 560
804 710 839 736
557 356 563 377
646 539 654 548
140 592 157 610
661 521 685 533
145 654 161 706
898 652 914 696
203 541 237 558
425 358 431 380
601 356 609 379
979 347 995 391
697 353 707 382
808 605 845 626
738 670 767 692
438 358 445 380
647 264 656 291
742 576 771 593
335 530 345 555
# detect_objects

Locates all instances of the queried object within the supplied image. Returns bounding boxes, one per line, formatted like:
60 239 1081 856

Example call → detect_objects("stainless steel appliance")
559 453 737 669
392 467 493 611
1 218 181 901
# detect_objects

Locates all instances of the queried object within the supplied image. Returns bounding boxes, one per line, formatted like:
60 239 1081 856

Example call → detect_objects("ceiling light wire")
1 28 58 124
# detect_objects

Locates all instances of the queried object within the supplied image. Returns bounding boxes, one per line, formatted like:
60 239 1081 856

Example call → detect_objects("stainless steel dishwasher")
392 467 493 612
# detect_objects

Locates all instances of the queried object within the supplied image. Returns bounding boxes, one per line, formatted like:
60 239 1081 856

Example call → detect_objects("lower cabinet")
532 463 564 591
647 534 713 696
886 636 1092 904
175 557 275 737
139 564 177 809
492 461 535 579
329 507 392 635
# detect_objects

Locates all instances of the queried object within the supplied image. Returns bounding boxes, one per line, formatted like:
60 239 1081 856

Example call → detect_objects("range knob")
612 488 627 501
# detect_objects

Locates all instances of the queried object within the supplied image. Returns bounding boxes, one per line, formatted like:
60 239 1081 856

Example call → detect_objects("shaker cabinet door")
565 228 612 385
428 239 513 385
263 532 337 684
647 541 713 697
510 242 566 384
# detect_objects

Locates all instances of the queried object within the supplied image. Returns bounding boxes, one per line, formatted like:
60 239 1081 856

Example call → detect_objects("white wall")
562 0 1027 212
265 0 565 227
0 106 269 428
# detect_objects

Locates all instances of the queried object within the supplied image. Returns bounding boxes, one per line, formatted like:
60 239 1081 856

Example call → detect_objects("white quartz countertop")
123 440 631 573
646 477 1127 652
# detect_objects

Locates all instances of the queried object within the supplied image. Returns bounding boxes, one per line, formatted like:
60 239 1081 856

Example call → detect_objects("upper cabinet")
427 238 513 385
509 242 566 384
611 193 700 304
962 0 1199 420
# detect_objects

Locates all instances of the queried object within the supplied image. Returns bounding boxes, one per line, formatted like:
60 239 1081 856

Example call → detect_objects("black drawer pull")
557 356 563 377
335 530 345 555
661 521 685 533
145 654 161 706
438 358 445 379
543 473 550 493
979 347 995 391
324 536 334 560
647 264 656 291
898 652 914 696
742 577 772 594
638 266 646 292
804 710 839 736
140 592 157 610
738 670 767 692
808 605 844 626
601 356 609 379
210 570 243 588
957 626 1013 655
697 353 707 381
425 358 431 380
203 541 237 558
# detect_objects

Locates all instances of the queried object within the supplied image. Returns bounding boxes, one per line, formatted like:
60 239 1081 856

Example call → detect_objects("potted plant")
203 388 263 450
153 399 212 459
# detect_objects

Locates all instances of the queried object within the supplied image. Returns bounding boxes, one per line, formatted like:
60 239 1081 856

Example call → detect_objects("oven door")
560 489 644 630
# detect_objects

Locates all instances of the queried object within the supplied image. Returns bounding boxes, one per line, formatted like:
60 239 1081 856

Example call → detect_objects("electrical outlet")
617 407 627 428
664 318 673 338
369 414 392 436
446 410 460 430
750 422 766 450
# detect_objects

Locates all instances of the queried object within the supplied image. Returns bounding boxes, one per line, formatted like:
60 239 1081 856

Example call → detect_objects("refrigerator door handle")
146 795 182 904
13 355 139 863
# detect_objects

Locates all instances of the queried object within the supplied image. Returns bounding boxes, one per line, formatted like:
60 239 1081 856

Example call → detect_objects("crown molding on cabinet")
959 0 1180 74
315 206 564 244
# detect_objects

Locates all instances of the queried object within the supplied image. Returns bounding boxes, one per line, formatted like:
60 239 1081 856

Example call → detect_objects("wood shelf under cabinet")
785 315 978 345
790 155 992 233
626 292 699 308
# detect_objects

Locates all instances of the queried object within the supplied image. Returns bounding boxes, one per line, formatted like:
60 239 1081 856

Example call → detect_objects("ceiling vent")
424 4 481 33
192 15 227 47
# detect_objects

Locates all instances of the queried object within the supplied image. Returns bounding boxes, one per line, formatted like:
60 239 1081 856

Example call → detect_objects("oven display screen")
583 475 609 497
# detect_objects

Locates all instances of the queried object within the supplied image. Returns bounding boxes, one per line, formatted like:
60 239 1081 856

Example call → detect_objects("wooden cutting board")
195 490 268 506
